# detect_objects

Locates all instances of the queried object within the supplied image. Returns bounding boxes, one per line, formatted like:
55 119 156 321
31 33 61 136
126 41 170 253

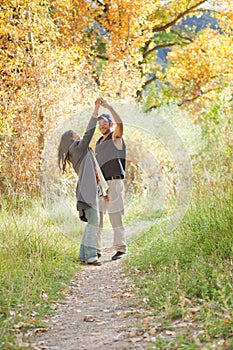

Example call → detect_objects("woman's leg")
79 206 99 263
96 207 104 255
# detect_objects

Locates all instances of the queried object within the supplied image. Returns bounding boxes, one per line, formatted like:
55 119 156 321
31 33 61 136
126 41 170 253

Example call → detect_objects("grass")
0 190 163 349
0 182 232 349
124 191 164 225
125 186 233 349
0 196 81 350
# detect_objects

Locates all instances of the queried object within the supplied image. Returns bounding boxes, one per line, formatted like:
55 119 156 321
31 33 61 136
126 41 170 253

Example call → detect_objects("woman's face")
72 132 80 140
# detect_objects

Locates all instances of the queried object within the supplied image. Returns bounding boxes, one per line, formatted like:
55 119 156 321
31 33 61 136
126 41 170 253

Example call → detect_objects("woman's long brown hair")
58 130 74 173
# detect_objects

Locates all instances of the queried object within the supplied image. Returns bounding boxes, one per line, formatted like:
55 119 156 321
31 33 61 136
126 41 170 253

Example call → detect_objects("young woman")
58 98 102 266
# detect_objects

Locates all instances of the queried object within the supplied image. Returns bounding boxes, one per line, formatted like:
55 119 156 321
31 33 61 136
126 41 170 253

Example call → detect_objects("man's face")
98 119 112 135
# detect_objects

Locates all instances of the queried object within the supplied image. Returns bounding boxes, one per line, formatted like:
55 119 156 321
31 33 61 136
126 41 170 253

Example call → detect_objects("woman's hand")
92 98 102 118
103 194 109 202
95 98 102 106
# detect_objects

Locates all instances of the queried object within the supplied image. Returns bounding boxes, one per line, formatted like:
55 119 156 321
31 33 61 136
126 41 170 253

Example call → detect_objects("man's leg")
109 211 127 254
107 179 127 258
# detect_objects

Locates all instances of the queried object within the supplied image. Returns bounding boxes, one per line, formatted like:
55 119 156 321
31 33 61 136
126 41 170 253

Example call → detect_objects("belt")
105 175 124 181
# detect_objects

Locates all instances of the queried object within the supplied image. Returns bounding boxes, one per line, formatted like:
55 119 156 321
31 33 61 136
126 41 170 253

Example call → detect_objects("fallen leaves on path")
189 307 201 314
83 315 96 322
25 244 232 350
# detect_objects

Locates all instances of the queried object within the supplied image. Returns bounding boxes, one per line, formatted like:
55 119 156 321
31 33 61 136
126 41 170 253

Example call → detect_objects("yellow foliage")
165 28 233 106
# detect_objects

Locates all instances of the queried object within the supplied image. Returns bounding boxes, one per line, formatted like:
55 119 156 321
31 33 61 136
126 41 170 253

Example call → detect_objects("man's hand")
99 98 109 109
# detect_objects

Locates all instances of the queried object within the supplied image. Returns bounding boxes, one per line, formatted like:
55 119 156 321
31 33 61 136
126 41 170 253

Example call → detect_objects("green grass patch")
125 187 233 349
0 197 81 350
124 191 164 225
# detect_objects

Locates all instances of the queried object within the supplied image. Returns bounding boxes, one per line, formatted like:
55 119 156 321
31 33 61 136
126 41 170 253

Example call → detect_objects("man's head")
98 114 113 135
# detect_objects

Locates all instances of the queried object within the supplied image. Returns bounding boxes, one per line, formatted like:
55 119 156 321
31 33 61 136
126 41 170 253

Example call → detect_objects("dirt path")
25 221 233 350
27 222 155 350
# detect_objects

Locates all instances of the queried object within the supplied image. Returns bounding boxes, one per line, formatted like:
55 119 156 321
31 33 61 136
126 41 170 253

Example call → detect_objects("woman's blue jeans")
79 206 99 263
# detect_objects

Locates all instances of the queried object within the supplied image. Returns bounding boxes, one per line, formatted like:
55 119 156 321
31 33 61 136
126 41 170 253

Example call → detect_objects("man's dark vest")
95 132 126 180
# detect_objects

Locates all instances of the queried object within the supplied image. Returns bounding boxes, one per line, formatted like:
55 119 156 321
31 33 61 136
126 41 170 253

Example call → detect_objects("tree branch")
143 43 176 59
145 104 158 113
141 1 206 60
178 93 202 106
170 29 193 43
152 0 207 33
136 74 159 101
92 0 110 26
178 86 221 106
96 54 108 60
142 75 157 89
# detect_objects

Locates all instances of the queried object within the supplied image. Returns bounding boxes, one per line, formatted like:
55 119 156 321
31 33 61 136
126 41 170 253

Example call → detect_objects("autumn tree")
0 0 96 193
83 1 232 102
148 2 233 113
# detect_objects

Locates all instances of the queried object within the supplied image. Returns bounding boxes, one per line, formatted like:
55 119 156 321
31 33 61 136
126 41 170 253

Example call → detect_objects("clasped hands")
95 97 109 109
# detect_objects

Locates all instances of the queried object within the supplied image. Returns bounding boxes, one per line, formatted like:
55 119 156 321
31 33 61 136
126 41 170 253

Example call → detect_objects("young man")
95 99 127 260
